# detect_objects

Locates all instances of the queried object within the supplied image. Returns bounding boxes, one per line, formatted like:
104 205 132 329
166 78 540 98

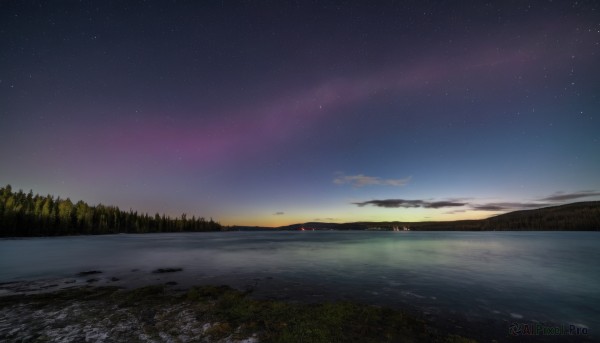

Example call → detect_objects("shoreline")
1 280 594 342
1 229 599 241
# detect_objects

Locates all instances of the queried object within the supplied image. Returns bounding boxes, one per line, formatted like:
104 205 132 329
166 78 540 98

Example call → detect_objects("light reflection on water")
1 231 599 331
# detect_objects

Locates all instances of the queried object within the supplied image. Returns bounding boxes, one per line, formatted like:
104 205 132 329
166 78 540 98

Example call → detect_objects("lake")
1 231 599 339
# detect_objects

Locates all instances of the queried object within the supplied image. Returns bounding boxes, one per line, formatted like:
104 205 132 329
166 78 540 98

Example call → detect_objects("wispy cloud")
353 199 552 212
444 209 468 214
334 173 411 187
353 190 600 214
470 202 549 211
353 199 466 209
274 212 285 215
538 191 600 202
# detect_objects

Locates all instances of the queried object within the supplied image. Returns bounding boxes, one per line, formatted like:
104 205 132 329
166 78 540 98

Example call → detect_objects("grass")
185 285 475 342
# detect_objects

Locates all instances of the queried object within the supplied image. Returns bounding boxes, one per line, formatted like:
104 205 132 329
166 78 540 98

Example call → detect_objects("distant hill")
227 226 273 231
276 222 367 231
481 201 600 230
274 202 600 231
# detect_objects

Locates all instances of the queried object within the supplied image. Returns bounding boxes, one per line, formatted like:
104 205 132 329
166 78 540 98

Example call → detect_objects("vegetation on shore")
0 284 475 343
0 185 221 237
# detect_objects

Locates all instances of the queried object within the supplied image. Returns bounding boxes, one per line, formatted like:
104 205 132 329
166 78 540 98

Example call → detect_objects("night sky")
1 1 599 226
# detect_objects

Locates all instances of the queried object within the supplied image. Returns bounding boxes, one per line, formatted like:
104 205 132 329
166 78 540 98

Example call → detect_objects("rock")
165 281 178 286
86 279 99 283
78 271 102 276
152 268 182 274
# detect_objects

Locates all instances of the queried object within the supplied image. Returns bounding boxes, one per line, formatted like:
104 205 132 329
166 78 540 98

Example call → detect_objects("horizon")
2 1 599 227
3 183 599 228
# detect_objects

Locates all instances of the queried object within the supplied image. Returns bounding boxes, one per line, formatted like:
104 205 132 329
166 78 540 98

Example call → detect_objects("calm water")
1 231 599 335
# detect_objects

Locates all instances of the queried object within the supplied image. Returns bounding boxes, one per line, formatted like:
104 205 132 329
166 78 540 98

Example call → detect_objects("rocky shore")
2 267 596 343
0 281 478 343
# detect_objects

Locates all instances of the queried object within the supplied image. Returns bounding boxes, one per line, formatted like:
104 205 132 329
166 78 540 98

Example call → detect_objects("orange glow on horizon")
221 209 503 227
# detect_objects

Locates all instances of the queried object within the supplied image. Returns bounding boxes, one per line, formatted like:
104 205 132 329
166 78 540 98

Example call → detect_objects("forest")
0 185 221 237
481 201 600 230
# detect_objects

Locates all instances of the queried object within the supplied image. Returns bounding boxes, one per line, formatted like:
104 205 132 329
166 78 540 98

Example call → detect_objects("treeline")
0 185 222 237
481 201 600 231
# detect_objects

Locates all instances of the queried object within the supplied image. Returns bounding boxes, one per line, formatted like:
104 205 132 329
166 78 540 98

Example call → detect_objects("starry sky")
1 1 599 226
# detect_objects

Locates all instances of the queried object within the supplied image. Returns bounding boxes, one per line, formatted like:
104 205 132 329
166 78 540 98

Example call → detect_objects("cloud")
470 202 550 211
274 212 285 215
538 191 600 202
427 201 468 209
444 209 468 214
353 199 466 209
353 199 549 212
334 173 411 187
352 190 599 214
470 204 507 211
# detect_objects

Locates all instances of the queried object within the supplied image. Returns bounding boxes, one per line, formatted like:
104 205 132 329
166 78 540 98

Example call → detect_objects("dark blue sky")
1 1 599 225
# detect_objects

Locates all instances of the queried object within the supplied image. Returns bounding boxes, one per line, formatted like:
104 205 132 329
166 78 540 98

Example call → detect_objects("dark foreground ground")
0 283 596 343
0 284 478 343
